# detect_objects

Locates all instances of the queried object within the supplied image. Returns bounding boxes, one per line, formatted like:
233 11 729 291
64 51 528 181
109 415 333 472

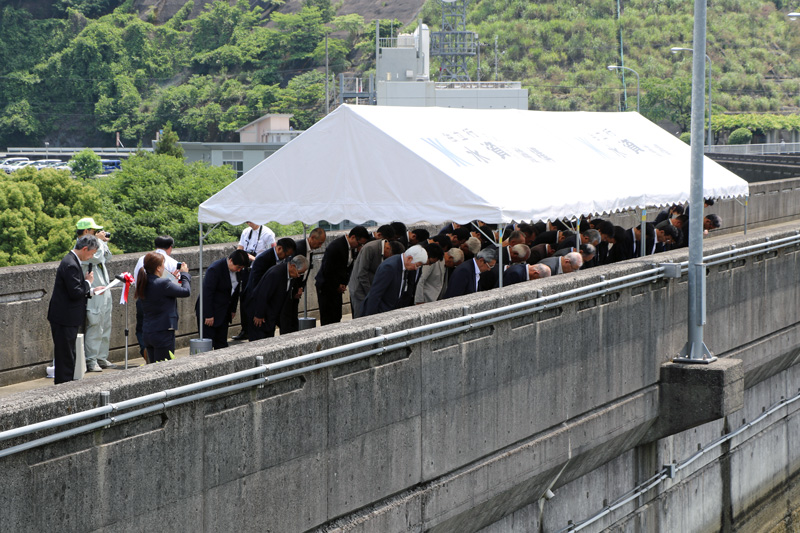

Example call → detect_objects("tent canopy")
198 104 749 226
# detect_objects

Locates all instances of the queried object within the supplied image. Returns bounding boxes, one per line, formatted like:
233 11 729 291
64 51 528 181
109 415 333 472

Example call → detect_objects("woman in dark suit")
135 252 191 363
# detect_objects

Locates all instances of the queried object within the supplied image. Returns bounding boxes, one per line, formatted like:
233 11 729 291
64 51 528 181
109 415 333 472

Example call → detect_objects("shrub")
728 127 753 145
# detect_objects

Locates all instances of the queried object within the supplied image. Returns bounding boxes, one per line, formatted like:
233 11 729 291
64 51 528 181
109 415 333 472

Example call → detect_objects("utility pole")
494 35 498 81
325 32 329 114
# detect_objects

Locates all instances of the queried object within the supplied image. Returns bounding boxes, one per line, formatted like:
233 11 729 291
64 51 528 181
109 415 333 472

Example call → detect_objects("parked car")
32 159 64 170
0 157 30 173
4 159 35 174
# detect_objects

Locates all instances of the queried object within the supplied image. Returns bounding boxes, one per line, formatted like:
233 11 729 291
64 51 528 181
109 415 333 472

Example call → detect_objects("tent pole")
498 231 503 288
745 195 748 235
640 208 646 258
572 217 580 249
199 223 204 340
303 223 309 319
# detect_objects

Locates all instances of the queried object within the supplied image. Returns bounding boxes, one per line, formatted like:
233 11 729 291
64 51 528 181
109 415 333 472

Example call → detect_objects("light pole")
607 65 640 112
671 46 713 146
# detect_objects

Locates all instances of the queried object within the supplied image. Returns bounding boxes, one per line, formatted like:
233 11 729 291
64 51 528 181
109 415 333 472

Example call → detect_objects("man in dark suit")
247 255 308 341
279 227 327 334
196 250 249 349
315 226 370 325
443 247 497 299
47 234 100 384
362 245 428 316
234 238 296 340
502 263 551 286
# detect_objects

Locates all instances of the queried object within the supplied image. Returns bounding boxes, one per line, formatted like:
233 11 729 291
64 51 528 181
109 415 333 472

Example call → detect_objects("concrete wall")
1 220 800 532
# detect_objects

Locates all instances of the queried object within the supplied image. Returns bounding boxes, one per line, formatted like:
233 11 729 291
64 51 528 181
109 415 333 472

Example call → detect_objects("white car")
32 159 64 170
0 157 30 173
5 160 36 173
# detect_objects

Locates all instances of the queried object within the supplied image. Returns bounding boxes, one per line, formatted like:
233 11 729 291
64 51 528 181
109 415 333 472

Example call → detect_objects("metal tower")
430 0 476 82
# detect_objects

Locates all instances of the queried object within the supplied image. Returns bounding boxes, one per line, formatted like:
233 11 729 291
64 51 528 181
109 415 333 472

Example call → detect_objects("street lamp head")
789 12 800 20
671 47 692 54
607 65 617 71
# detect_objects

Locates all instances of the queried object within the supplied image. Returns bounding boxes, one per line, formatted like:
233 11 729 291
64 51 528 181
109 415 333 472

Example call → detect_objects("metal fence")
705 142 800 155
2 232 799 459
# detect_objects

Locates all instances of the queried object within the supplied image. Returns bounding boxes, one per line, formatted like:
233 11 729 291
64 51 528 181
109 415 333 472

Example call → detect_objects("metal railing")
558 385 800 532
1 232 799 459
705 142 800 155
432 81 523 90
5 147 151 157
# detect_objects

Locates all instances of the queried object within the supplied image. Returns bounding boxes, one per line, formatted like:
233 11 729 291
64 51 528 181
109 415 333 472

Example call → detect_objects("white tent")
198 104 749 226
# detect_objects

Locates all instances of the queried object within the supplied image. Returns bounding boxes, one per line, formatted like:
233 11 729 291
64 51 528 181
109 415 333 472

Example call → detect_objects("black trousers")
198 316 229 350
143 329 176 363
50 322 78 384
279 293 299 334
238 269 250 335
317 286 342 325
248 322 276 342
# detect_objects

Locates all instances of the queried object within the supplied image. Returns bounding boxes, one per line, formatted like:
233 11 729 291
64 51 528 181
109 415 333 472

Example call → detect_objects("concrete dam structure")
1 179 800 531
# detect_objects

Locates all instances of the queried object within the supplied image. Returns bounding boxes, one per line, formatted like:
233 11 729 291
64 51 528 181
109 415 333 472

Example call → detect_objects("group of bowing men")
236 203 722 336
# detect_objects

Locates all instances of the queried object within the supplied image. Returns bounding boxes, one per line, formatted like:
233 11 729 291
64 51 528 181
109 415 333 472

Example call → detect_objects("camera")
104 232 111 239
176 262 183 269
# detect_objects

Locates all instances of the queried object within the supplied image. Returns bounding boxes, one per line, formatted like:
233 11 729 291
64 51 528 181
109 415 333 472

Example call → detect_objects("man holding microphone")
48 234 103 384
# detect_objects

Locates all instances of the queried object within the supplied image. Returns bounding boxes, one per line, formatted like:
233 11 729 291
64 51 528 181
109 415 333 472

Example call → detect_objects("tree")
0 166 105 265
88 152 240 252
640 77 693 131
154 122 184 158
69 149 102 180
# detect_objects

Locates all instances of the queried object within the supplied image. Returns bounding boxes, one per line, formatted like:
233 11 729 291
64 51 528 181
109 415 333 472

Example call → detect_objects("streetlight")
607 65 640 113
671 46 713 146
789 12 800 20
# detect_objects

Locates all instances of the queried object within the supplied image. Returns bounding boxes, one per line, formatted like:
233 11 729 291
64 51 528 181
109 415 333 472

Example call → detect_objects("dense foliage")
3 0 800 148
0 154 304 265
414 0 800 136
87 152 242 252
0 0 363 148
0 167 105 266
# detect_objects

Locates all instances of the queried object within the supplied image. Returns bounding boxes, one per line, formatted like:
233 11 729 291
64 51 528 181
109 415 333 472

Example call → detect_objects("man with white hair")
361 245 428 316
538 251 583 275
503 263 551 286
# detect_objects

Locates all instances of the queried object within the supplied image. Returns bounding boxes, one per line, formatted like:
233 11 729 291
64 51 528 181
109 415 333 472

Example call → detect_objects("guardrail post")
256 356 264 389
100 391 111 428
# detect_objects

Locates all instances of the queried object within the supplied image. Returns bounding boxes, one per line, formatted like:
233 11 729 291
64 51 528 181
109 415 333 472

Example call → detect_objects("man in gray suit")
415 247 464 303
348 239 405 318
538 251 583 276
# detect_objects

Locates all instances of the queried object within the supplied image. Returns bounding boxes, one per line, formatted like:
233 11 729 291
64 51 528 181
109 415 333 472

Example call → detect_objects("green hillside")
2 0 800 149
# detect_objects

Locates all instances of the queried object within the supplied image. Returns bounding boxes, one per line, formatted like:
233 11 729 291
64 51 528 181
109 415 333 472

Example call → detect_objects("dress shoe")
97 360 118 369
231 332 247 341
86 362 102 372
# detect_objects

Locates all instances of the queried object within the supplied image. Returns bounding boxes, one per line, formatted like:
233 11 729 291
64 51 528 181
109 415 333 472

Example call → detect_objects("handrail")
0 233 797 458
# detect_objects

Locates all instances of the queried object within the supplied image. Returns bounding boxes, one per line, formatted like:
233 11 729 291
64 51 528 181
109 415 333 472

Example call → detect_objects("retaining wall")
1 221 799 532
